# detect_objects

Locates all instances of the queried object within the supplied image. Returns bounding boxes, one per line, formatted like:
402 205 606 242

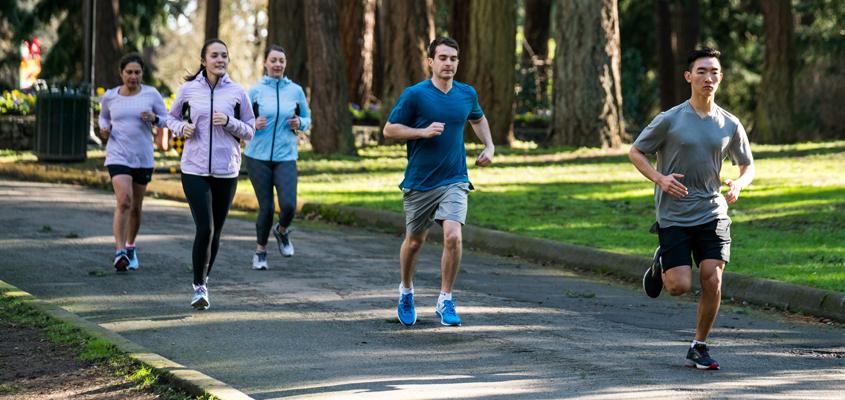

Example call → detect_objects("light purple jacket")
167 72 255 177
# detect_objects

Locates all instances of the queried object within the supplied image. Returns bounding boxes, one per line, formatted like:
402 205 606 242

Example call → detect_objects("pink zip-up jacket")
167 72 255 177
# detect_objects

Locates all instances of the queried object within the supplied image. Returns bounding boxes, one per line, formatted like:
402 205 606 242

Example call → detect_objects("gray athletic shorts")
403 182 471 234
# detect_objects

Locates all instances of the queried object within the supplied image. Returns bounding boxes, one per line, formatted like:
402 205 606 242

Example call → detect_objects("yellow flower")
96 87 105 96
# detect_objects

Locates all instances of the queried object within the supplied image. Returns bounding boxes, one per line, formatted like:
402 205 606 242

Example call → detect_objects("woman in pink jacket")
167 39 255 310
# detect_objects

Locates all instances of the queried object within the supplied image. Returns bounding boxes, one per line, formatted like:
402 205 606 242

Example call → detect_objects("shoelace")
694 345 710 358
441 300 456 316
400 296 413 311
257 252 267 262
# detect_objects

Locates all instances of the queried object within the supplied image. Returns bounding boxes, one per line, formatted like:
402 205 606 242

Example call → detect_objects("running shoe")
643 246 663 298
435 299 462 326
126 246 139 271
191 284 209 310
252 251 268 270
114 249 129 272
272 224 294 257
685 343 720 370
397 292 416 326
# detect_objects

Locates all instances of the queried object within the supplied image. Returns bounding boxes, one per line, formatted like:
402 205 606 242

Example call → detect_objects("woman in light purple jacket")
166 39 255 310
98 53 168 272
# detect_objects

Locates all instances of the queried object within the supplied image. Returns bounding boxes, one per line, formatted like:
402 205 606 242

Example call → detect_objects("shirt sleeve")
727 121 753 166
166 85 188 137
296 86 312 131
151 89 168 128
223 89 256 141
633 112 670 155
97 91 111 130
468 88 484 120
387 88 416 125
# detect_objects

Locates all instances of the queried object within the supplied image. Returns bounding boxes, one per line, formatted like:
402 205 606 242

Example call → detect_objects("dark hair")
686 47 721 71
427 37 459 58
264 44 286 60
119 53 145 72
184 38 228 81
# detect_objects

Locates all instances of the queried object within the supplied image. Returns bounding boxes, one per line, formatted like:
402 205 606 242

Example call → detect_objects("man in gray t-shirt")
629 48 755 370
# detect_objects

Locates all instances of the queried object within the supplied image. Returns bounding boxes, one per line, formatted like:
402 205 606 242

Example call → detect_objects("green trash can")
34 86 91 162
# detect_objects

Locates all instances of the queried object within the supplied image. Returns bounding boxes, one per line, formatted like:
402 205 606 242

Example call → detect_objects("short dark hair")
427 37 459 58
264 44 286 60
686 48 721 71
119 53 145 72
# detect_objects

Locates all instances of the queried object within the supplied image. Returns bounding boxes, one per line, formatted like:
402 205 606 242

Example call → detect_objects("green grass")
0 289 215 400
3 141 843 292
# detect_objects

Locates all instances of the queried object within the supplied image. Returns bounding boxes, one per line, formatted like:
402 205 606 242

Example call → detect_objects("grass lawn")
2 140 843 292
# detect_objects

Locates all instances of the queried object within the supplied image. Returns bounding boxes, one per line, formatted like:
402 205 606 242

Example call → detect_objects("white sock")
399 283 414 295
126 242 135 248
692 340 706 348
437 291 452 307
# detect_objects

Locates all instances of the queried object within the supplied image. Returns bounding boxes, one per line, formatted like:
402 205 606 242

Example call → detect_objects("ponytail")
184 38 228 82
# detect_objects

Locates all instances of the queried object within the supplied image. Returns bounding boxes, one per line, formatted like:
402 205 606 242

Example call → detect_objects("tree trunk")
379 0 434 138
523 0 552 107
304 0 356 155
204 0 220 41
755 0 795 143
449 0 470 83
339 0 376 107
548 0 624 148
463 0 516 145
94 0 122 89
671 0 700 104
655 0 676 110
267 0 308 87
371 0 383 102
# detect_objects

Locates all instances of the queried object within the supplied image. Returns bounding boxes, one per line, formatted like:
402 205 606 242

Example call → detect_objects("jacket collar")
260 75 291 86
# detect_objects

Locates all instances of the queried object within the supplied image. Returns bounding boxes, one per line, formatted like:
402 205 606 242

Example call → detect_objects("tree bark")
94 0 122 89
655 0 676 110
379 0 434 137
671 0 700 103
463 0 516 145
339 0 376 107
548 0 624 148
755 0 795 143
204 0 220 41
449 0 470 83
267 0 308 87
304 0 356 155
523 0 552 107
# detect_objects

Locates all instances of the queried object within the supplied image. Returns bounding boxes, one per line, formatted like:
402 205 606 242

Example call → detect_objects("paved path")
0 178 843 399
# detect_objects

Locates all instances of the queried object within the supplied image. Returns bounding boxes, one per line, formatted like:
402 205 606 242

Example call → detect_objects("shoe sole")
642 267 662 298
434 310 461 326
191 299 209 310
684 359 719 370
398 316 416 326
114 258 129 272
252 265 268 270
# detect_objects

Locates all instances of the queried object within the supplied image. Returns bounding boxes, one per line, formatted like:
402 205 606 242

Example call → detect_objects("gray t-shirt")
633 101 753 228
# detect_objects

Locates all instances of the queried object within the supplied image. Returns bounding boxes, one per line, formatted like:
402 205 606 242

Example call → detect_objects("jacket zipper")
208 81 216 175
269 80 280 161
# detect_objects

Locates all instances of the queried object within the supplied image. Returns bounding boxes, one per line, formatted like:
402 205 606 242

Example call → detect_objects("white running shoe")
191 284 209 310
272 224 295 257
252 252 268 270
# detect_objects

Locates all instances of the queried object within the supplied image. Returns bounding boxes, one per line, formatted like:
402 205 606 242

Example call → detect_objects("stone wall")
0 115 35 150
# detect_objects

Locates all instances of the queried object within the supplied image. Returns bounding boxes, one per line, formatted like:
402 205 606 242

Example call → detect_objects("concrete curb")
0 280 253 400
300 202 845 322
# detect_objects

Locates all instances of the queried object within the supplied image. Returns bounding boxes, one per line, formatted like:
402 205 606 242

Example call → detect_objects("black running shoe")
642 246 663 298
114 250 129 272
685 343 720 370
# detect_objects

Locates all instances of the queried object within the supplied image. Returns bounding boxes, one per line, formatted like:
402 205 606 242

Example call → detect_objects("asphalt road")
0 178 843 399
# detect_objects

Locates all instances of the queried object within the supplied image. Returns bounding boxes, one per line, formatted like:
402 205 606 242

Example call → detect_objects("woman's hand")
256 116 268 130
140 111 156 123
182 123 196 138
98 127 110 140
212 111 229 126
288 116 300 130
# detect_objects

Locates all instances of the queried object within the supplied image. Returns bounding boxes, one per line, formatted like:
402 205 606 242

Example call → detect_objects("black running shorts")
657 218 731 270
107 165 153 185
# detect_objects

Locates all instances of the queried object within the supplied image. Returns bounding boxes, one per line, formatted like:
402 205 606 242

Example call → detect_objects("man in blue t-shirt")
383 37 495 327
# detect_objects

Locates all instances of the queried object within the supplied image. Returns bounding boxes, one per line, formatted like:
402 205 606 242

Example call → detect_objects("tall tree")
449 0 469 83
655 0 700 110
549 0 624 148
655 0 676 110
339 0 376 107
205 0 220 41
522 0 552 108
267 0 308 86
379 0 433 135
462 0 516 145
755 0 795 143
94 0 122 89
304 0 356 155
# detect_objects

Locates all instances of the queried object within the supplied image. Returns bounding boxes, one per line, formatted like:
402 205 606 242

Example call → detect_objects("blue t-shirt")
387 80 484 191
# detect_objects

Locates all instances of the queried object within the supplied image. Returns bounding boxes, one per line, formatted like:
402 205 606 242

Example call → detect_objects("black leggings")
181 174 238 285
245 156 297 246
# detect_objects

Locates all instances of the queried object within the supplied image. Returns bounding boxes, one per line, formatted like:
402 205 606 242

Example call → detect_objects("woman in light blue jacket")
245 44 311 270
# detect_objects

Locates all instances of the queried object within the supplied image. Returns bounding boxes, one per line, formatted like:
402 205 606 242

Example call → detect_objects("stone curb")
0 280 254 400
300 202 845 322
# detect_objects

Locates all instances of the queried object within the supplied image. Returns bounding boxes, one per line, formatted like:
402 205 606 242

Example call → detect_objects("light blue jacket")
245 76 311 161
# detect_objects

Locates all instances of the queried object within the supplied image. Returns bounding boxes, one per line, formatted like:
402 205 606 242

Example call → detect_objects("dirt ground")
0 319 159 400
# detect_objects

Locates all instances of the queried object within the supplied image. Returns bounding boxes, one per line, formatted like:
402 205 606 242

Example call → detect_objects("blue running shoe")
435 300 461 326
126 246 139 271
397 293 416 326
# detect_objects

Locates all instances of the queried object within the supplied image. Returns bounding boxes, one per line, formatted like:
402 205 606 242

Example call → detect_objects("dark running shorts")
657 218 731 270
107 165 153 185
